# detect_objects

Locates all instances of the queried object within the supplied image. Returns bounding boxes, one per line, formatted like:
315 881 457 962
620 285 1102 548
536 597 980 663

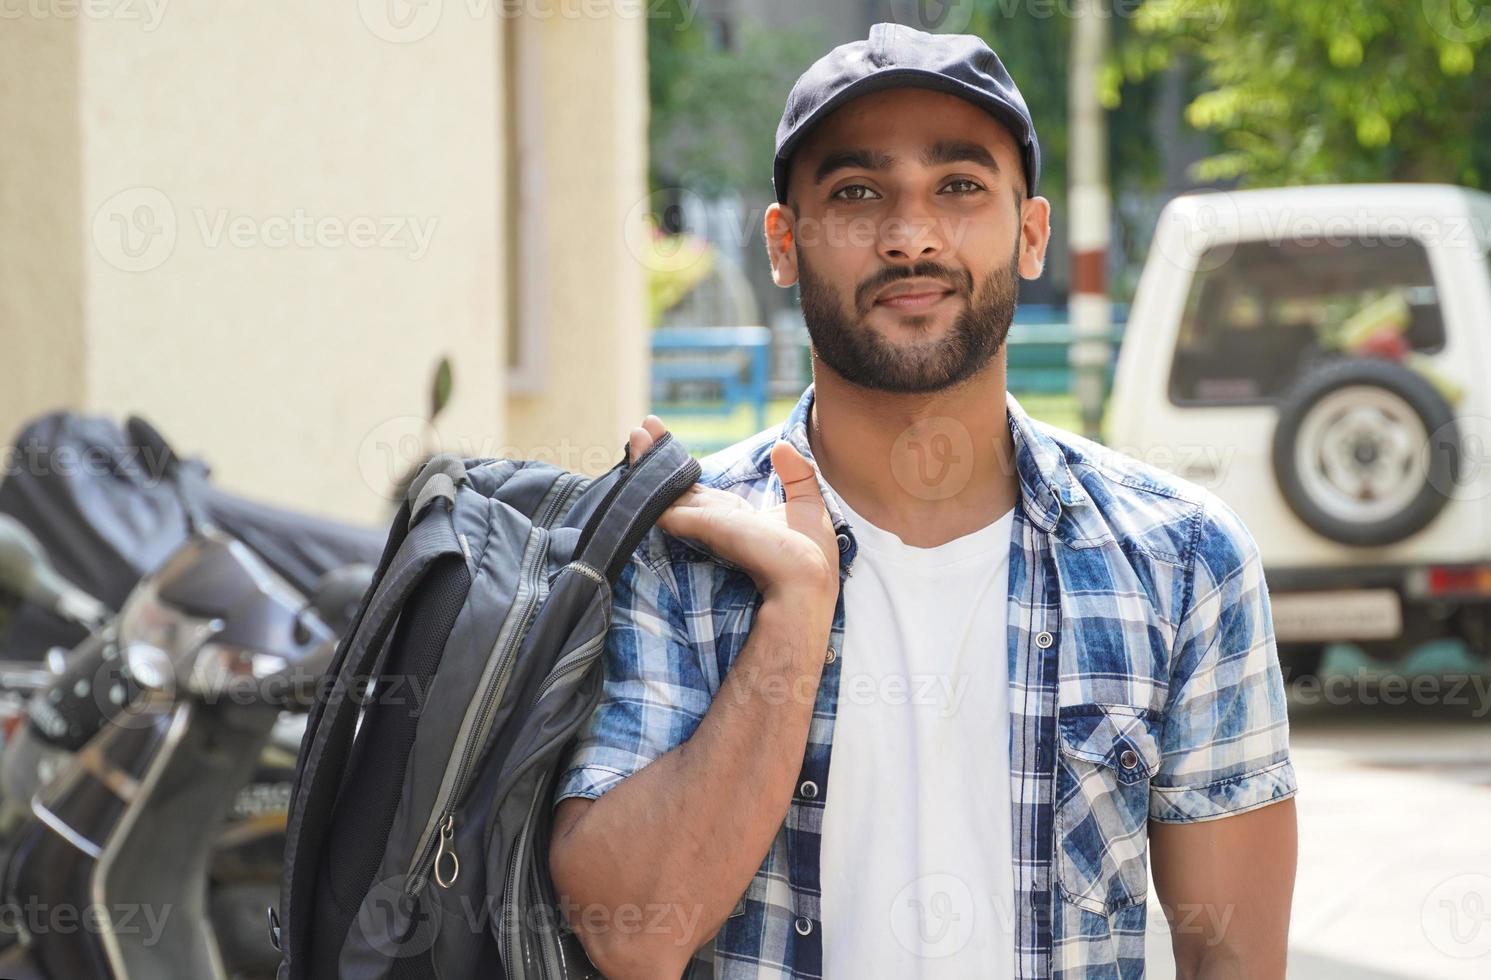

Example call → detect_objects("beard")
797 239 1021 395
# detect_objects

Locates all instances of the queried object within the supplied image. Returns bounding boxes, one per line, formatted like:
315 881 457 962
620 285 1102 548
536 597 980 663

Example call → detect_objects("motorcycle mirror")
0 515 111 629
308 563 374 636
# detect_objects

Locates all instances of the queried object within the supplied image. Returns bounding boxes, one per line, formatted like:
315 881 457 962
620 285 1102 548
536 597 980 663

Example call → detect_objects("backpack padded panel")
310 553 470 980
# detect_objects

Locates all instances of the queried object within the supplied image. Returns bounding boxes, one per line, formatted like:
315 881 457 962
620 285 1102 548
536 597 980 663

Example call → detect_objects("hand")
628 416 840 606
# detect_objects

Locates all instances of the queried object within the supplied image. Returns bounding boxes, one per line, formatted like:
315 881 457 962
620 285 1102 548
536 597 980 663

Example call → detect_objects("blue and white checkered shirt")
556 384 1297 978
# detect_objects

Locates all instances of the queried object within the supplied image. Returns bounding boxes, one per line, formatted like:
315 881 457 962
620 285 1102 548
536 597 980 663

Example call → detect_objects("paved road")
1145 653 1491 978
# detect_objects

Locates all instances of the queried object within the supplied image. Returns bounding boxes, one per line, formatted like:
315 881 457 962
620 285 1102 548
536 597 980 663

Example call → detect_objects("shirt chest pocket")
1054 703 1161 916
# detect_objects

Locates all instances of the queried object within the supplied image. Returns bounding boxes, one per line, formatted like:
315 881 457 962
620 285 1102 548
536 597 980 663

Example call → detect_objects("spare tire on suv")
1272 357 1459 547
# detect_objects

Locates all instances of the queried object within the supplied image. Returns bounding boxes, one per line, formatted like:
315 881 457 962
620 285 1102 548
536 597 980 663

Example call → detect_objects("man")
550 23 1297 980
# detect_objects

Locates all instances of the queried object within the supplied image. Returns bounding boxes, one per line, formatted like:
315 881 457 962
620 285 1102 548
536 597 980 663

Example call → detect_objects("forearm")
550 594 833 976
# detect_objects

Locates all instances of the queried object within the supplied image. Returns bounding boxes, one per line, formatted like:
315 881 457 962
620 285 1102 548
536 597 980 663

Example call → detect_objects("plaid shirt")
556 384 1297 978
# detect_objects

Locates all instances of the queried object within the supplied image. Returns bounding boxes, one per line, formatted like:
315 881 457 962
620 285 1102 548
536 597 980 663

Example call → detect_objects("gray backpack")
275 434 700 979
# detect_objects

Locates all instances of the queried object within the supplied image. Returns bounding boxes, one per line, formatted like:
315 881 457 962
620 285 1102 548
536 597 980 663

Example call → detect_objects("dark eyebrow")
812 140 1001 186
813 148 895 185
923 139 1001 174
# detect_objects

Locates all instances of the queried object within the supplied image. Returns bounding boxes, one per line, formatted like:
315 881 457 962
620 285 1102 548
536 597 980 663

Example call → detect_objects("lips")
874 285 955 311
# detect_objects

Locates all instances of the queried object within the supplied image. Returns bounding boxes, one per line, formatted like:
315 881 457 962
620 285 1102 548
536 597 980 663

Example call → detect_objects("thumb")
771 440 826 507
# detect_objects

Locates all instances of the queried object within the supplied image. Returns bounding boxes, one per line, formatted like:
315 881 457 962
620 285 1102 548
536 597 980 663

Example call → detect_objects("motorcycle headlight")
185 641 293 702
117 578 221 652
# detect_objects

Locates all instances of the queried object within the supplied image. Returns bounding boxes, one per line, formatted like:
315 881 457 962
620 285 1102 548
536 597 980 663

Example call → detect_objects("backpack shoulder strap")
278 483 464 977
574 433 699 585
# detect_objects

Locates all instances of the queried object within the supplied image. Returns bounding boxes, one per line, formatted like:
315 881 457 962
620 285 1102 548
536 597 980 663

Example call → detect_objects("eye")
941 178 985 195
831 184 881 202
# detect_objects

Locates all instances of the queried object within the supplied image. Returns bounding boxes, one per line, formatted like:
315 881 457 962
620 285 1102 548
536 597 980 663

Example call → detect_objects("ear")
1017 195 1052 280
763 202 800 288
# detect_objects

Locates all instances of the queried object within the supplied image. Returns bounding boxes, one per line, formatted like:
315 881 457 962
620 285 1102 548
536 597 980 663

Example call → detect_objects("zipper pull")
434 814 461 888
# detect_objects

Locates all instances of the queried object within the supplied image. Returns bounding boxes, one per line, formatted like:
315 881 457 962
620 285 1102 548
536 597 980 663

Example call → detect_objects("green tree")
1119 0 1491 186
648 11 827 194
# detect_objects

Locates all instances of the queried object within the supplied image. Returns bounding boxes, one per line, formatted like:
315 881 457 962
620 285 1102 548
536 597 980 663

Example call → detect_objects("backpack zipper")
536 472 585 529
407 525 549 894
500 784 544 972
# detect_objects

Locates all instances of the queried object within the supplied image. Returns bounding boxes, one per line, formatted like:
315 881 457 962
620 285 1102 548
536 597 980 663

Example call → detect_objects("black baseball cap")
773 23 1041 205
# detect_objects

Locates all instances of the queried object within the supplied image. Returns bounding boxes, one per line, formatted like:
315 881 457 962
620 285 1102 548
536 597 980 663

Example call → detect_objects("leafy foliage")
648 10 828 194
1119 0 1491 186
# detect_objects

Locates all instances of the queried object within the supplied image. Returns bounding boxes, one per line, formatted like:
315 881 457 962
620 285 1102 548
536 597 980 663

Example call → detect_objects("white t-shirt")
819 484 1017 979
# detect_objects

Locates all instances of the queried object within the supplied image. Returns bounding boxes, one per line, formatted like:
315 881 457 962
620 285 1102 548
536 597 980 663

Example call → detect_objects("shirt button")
794 915 813 936
1119 749 1139 770
824 646 837 665
798 780 819 800
1035 630 1054 649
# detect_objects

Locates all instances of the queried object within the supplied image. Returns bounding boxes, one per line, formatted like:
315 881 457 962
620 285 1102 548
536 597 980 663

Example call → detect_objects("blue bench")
650 326 772 432
1007 322 1127 395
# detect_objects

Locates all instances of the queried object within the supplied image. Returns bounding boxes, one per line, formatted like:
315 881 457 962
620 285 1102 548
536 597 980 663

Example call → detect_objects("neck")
807 350 1019 549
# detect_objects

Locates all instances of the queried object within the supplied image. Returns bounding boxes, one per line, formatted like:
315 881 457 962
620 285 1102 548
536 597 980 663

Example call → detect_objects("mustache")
854 262 975 312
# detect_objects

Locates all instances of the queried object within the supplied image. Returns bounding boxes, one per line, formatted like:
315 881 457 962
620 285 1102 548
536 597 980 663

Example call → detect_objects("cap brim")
773 67 1036 205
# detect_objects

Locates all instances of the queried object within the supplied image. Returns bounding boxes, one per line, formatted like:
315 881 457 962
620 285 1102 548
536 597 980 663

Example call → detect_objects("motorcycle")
0 413 381 978
0 525 345 979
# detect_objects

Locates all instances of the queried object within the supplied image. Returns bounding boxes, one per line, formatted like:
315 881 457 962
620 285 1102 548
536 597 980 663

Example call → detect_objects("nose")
876 211 944 264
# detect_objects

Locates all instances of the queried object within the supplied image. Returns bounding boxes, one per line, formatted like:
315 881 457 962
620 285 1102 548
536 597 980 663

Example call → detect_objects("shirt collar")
771 383 1087 556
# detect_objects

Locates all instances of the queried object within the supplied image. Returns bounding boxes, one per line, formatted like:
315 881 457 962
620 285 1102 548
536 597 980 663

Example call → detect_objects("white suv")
1109 184 1491 677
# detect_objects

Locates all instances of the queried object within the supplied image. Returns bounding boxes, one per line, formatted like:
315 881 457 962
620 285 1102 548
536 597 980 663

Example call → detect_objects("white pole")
1069 0 1111 442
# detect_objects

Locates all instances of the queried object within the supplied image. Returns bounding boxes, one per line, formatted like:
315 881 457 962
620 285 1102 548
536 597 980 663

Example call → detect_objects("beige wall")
0 13 87 422
0 2 648 527
504 11 651 474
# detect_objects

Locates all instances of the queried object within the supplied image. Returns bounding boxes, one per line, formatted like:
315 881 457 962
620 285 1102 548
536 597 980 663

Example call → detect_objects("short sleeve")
1150 497 1299 823
554 546 713 805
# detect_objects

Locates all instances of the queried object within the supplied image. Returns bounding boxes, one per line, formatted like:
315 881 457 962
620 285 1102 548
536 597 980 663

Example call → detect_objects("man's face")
766 87 1050 395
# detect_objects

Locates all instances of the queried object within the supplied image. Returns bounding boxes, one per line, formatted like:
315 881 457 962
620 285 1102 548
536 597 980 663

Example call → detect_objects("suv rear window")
1168 237 1446 405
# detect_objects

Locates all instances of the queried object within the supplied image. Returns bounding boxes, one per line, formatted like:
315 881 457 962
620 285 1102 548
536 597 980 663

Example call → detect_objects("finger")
665 485 749 514
627 426 654 464
771 441 826 507
641 415 667 442
655 499 723 546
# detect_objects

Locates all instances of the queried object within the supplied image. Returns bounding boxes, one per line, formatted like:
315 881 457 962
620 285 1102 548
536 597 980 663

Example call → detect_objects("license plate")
1270 589 1402 642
